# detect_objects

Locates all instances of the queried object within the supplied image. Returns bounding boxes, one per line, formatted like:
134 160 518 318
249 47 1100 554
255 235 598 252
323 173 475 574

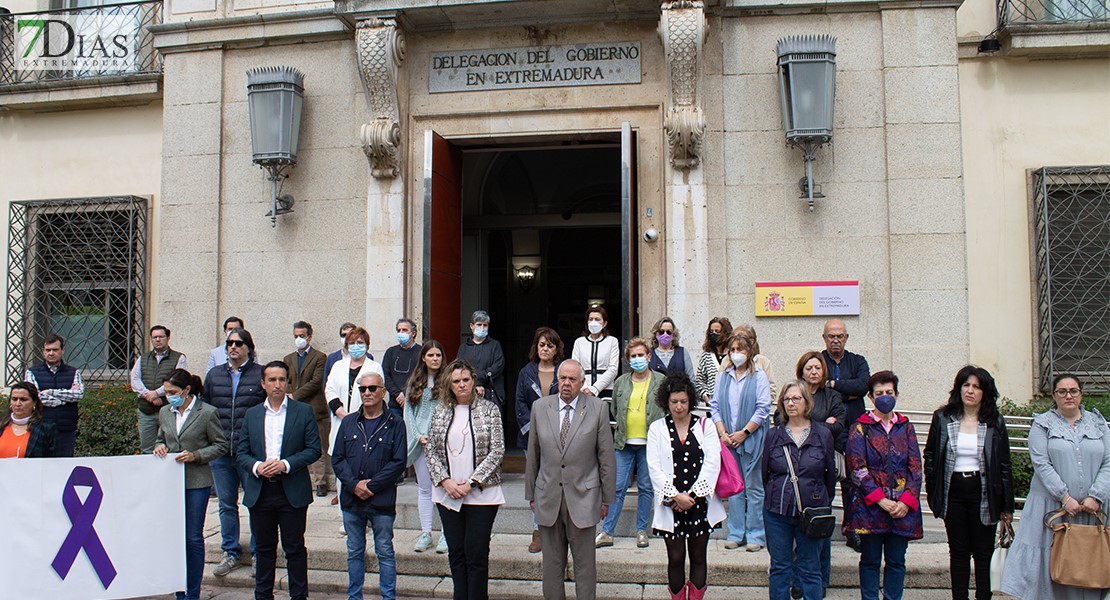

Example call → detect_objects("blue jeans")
792 531 832 588
210 455 255 558
765 510 822 600
603 444 653 534
859 532 909 600
725 445 765 546
175 487 210 600
343 509 396 600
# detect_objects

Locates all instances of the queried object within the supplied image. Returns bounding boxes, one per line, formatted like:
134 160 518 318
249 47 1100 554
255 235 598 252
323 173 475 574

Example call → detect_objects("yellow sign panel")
756 281 860 317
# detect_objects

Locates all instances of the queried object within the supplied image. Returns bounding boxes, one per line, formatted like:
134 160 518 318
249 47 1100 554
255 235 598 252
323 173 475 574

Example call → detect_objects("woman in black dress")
647 373 728 600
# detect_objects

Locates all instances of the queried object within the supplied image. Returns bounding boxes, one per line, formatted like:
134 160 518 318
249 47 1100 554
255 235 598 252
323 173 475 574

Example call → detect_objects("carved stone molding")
659 1 706 170
356 17 405 179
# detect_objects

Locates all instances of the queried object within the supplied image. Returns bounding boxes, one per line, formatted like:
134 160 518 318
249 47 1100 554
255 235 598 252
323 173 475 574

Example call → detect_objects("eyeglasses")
225 340 246 348
359 385 382 394
1054 389 1082 398
782 396 805 405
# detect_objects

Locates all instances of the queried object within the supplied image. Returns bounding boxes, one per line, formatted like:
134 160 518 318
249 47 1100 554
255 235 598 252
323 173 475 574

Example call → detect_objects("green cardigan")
610 370 666 450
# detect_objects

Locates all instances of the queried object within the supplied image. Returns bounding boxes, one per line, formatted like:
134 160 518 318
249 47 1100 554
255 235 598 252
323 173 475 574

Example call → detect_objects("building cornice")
151 9 352 54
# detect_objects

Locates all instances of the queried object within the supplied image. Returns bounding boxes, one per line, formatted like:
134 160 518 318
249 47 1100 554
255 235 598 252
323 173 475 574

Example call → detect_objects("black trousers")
943 473 996 600
250 480 309 600
437 503 499 600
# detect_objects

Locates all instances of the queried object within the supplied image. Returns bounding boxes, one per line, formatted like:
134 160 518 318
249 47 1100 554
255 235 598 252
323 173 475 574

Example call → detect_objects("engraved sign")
429 42 641 93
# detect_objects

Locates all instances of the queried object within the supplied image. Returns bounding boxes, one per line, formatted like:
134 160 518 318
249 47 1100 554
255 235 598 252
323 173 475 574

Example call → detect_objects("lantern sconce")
515 265 537 293
246 66 305 227
776 35 837 212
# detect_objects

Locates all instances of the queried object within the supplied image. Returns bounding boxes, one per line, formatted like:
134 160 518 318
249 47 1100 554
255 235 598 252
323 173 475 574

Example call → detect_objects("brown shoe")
528 530 542 553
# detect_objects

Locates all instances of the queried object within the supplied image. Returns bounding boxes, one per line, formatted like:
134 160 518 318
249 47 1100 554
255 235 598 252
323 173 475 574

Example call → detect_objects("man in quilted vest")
25 333 84 457
129 325 187 453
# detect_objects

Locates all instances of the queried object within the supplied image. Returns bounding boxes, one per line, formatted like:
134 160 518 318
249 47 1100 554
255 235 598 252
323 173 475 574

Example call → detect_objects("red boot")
668 583 687 600
687 581 706 600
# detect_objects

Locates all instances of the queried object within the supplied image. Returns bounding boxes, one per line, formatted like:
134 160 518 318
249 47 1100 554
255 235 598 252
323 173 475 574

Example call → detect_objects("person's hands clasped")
443 479 472 500
1081 496 1101 514
889 501 909 519
354 479 374 500
257 459 288 478
673 492 695 512
1064 495 1083 516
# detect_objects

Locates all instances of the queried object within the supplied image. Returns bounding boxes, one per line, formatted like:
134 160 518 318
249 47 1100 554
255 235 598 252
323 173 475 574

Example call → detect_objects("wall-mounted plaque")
429 42 641 93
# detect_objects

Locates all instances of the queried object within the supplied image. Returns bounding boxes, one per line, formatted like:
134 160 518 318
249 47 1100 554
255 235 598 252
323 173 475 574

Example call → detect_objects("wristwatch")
662 497 675 507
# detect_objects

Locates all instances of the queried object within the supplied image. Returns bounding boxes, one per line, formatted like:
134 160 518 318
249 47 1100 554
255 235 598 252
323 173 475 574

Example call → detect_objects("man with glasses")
331 372 406 600
130 325 188 453
204 327 267 577
382 318 422 421
820 318 871 552
207 316 244 376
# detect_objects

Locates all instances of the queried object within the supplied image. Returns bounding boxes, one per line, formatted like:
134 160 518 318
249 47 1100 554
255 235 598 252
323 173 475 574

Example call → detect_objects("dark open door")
620 122 638 342
423 131 464 360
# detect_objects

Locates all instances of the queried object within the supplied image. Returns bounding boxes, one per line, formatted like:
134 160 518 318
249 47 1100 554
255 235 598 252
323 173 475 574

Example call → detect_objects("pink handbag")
708 421 745 498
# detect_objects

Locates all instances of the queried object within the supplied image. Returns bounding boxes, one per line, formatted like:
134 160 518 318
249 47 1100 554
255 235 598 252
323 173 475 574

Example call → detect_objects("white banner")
0 455 186 599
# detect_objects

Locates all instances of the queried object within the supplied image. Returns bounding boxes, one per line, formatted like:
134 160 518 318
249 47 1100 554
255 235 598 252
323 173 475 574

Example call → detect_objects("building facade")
1 0 1105 412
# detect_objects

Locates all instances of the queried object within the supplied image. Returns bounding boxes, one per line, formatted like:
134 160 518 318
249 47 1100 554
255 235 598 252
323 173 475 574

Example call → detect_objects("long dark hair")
702 317 733 353
407 340 444 406
941 365 1000 424
1 382 44 429
529 327 565 363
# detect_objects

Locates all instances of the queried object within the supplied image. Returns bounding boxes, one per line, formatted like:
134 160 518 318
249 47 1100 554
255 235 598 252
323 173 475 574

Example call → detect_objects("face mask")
341 336 349 349
348 343 368 359
874 394 897 414
708 332 720 345
167 394 186 409
473 327 488 340
294 337 308 351
656 332 673 347
629 357 649 372
587 321 603 335
730 352 747 367
397 332 411 346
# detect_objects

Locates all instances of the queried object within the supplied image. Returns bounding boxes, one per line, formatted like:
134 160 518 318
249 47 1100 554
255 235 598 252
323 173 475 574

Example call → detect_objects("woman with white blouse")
570 304 621 398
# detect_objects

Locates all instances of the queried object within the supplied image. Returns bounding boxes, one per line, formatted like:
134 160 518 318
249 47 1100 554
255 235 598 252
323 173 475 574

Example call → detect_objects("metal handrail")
0 1 163 87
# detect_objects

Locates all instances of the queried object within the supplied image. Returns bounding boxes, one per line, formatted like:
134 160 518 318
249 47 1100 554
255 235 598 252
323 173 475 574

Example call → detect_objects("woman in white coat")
570 304 621 398
324 325 384 524
648 373 727 600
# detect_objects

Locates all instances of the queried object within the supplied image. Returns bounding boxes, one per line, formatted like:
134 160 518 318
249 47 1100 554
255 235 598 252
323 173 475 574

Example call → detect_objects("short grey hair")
396 318 417 332
470 310 490 324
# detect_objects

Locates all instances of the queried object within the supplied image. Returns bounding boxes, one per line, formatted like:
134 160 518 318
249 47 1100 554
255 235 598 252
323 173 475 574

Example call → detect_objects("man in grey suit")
525 359 616 600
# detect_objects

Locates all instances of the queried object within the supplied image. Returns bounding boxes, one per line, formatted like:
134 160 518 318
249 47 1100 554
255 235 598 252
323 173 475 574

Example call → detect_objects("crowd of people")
1 309 1108 600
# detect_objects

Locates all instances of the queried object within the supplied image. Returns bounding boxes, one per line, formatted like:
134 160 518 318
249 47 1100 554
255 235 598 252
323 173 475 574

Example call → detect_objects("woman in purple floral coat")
845 370 923 600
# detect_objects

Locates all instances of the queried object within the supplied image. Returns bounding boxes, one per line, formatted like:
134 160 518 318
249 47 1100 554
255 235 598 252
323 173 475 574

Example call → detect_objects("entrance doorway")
423 128 639 457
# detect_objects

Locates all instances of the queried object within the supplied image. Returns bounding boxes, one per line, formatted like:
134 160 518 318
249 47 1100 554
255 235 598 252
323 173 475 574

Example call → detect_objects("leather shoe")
315 485 328 497
528 530 542 553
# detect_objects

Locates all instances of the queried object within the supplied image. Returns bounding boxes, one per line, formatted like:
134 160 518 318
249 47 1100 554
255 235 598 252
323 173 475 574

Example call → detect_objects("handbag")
783 445 836 539
989 519 1014 593
834 451 847 482
1044 509 1110 589
710 421 745 498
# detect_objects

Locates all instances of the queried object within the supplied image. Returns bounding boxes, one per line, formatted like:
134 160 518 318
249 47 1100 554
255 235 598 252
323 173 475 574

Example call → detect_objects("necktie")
559 404 572 450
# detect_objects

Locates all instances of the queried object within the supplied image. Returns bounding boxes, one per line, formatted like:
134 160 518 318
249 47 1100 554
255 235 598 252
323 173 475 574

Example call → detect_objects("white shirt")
558 396 578 427
253 396 292 477
172 400 194 434
431 405 505 506
954 431 979 472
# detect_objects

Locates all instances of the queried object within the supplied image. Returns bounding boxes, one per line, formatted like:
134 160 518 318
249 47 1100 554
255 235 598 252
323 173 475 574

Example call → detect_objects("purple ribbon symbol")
51 466 117 588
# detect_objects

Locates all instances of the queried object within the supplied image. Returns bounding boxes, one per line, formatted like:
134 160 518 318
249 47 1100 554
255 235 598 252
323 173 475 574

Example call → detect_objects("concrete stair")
200 473 962 598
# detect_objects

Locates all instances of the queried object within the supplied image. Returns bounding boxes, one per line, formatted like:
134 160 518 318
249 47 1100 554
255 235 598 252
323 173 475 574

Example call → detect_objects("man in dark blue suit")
236 360 322 600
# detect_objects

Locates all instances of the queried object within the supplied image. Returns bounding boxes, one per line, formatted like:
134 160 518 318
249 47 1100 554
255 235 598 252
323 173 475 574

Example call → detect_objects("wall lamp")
515 265 537 293
776 35 837 212
246 66 305 227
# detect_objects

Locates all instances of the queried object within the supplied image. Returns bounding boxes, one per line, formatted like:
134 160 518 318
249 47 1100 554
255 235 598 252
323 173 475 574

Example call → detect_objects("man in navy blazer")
236 360 322 600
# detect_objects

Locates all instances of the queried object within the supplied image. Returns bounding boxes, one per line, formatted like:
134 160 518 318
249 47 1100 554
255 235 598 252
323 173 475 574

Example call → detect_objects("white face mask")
730 352 747 367
294 337 308 351
587 321 603 335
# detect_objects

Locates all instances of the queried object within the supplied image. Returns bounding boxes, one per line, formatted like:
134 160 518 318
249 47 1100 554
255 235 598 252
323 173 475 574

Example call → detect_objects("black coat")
457 337 506 407
203 360 266 457
811 387 848 453
923 410 1015 522
331 410 407 514
0 420 57 457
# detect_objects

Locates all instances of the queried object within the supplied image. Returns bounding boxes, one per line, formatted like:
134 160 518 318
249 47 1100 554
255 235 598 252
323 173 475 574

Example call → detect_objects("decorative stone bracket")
659 1 706 170
356 18 405 179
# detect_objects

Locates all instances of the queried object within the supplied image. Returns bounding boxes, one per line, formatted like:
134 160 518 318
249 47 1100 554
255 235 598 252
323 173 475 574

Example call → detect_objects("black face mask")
708 332 720 345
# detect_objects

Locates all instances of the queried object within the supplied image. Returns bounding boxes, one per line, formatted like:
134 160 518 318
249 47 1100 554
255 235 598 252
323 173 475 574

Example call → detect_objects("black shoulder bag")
784 444 836 538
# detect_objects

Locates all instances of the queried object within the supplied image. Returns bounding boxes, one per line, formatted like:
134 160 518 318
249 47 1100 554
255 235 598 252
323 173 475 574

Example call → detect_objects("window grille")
5 196 148 384
1033 167 1110 393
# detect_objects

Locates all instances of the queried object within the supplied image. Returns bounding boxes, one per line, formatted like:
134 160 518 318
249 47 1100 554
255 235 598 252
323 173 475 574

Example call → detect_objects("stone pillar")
881 7 969 400
356 17 407 355
157 49 227 361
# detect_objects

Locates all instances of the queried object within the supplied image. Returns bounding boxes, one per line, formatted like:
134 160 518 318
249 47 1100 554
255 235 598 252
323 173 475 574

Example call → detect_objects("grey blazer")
525 392 616 529
156 400 228 489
